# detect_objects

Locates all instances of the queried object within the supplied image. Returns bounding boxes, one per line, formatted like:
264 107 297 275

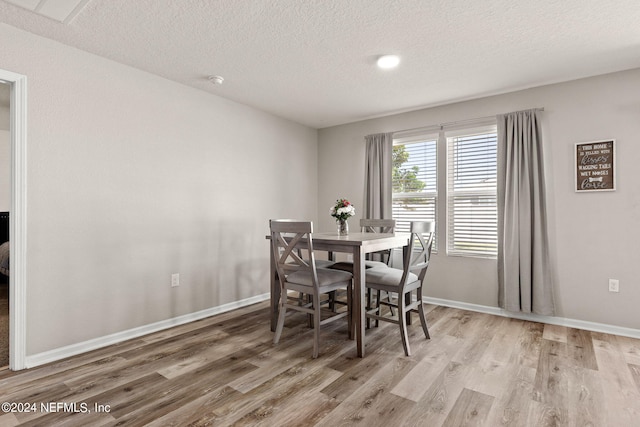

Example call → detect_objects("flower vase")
337 219 349 236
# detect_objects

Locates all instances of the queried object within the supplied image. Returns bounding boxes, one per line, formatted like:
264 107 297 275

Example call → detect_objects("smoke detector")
208 75 224 85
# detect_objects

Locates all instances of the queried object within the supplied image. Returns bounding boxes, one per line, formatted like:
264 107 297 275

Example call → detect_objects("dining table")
268 231 411 358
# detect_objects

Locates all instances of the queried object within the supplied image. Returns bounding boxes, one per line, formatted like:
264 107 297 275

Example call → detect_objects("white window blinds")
392 134 438 249
446 125 498 257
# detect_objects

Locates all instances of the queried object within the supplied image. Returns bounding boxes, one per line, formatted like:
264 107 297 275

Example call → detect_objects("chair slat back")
400 221 435 285
269 220 318 287
361 218 396 264
360 218 396 234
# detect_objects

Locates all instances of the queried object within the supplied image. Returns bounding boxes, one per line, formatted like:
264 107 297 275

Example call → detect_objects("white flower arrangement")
330 198 355 221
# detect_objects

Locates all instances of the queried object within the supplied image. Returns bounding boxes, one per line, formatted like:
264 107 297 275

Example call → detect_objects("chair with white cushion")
274 218 334 308
329 218 396 271
360 218 397 265
329 218 396 325
270 220 353 358
365 220 434 356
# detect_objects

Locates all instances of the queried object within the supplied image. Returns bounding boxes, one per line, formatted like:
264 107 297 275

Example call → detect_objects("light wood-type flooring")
1 300 639 426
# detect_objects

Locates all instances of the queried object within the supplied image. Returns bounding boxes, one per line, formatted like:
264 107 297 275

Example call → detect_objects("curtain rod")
370 107 544 138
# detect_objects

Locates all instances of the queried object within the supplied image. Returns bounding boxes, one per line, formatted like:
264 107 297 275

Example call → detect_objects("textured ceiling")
1 0 640 128
4 0 90 23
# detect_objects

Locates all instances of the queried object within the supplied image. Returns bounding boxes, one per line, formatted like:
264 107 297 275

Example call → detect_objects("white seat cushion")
284 259 335 272
365 260 389 269
365 267 418 287
287 267 352 287
315 259 336 268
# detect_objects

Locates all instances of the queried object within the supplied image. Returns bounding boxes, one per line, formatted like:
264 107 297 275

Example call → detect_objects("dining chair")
365 220 434 356
360 218 397 265
273 219 335 308
329 218 396 325
270 220 353 358
329 218 396 270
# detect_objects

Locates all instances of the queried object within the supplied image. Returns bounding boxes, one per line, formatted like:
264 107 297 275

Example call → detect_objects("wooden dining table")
268 231 411 358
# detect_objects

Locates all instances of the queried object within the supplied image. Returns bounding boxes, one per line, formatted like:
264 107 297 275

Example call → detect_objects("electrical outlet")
171 273 180 287
608 278 619 293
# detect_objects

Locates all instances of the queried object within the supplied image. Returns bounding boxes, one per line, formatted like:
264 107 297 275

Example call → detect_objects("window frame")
446 124 498 258
390 120 498 259
391 132 439 252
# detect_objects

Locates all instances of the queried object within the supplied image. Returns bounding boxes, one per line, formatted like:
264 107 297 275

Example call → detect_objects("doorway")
0 81 8 368
0 69 27 371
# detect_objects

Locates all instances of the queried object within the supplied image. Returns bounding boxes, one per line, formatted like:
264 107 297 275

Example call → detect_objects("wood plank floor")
1 301 639 426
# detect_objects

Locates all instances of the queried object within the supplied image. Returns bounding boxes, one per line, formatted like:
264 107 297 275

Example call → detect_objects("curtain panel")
497 110 555 315
363 133 393 220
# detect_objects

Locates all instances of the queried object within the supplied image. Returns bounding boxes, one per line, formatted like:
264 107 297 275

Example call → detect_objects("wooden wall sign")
575 139 616 192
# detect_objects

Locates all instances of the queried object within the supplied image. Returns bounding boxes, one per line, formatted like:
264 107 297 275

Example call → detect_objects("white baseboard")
25 293 271 369
24 293 639 369
425 297 640 340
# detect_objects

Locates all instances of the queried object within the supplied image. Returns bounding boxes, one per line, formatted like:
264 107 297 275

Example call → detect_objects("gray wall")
2 20 639 359
318 68 640 331
1 24 319 355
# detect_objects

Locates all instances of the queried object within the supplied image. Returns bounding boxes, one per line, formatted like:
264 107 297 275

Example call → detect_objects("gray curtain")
363 133 393 219
497 110 554 315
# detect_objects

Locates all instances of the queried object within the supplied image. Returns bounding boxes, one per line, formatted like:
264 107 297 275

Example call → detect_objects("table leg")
269 243 279 332
353 246 366 357
402 245 413 325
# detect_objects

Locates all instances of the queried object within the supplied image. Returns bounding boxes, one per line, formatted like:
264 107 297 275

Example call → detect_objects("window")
446 126 497 257
392 133 438 248
391 122 498 258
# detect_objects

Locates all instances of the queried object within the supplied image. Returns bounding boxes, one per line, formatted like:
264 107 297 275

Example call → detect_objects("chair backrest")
269 219 319 289
400 221 435 286
361 218 396 264
360 218 396 234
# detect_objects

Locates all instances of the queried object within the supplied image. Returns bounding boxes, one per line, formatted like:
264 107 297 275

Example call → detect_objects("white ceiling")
1 0 640 128
4 0 90 23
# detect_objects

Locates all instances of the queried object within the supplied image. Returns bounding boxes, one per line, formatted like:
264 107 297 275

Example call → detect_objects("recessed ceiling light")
377 55 400 69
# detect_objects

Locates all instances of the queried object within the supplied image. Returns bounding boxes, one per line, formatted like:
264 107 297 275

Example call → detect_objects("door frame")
0 69 27 371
